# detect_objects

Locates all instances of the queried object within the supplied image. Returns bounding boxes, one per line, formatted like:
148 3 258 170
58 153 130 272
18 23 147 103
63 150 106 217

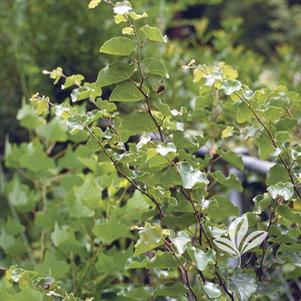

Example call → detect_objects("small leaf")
267 182 294 201
193 68 206 83
141 25 167 43
221 126 233 138
109 81 144 102
222 79 242 95
88 0 102 9
122 26 134 35
129 11 148 20
99 37 136 56
113 1 132 15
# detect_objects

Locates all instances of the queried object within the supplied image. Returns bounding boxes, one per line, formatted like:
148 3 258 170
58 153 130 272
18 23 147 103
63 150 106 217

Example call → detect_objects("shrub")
1 1 301 300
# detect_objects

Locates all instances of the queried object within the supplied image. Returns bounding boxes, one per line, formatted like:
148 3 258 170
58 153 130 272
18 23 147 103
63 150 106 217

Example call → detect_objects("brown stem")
235 92 301 201
258 198 279 281
85 126 164 218
164 240 198 301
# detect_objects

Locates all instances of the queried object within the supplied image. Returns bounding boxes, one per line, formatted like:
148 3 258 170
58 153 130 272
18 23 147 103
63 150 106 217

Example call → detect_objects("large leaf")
99 36 136 56
141 25 167 43
109 81 144 102
134 223 163 256
143 57 169 78
93 219 132 244
119 111 157 138
97 62 135 87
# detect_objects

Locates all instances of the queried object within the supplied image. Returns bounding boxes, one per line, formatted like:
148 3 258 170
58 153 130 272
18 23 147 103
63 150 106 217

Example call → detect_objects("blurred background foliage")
1 0 301 153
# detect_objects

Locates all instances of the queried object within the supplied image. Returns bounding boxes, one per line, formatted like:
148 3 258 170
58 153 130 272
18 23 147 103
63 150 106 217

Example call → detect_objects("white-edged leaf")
214 237 238 256
204 282 222 299
113 1 132 15
228 217 243 251
236 216 248 250
241 231 267 254
172 231 190 255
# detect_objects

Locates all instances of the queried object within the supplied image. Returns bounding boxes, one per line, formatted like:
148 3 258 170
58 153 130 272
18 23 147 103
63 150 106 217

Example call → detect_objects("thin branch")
85 126 164 218
258 198 280 281
164 239 198 301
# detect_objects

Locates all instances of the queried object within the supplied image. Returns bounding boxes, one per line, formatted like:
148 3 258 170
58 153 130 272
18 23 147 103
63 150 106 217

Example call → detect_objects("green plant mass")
2 0 301 300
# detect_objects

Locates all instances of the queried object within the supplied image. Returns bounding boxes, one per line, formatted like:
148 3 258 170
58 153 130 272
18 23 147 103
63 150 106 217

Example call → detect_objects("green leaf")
99 37 136 56
236 102 253 124
35 251 69 279
12 288 43 301
97 62 135 87
204 282 222 299
51 223 81 252
143 57 169 78
6 176 36 212
231 272 257 301
276 205 301 225
140 25 167 43
19 143 55 172
219 150 244 171
267 182 294 200
221 125 234 138
194 248 215 271
17 104 45 130
207 195 239 222
171 231 190 255
177 162 209 189
93 219 131 244
96 247 132 273
134 223 163 256
62 74 84 89
36 118 67 142
110 81 144 102
119 111 157 138
255 133 274 160
153 283 187 298
211 171 243 192
222 79 241 95
266 164 290 186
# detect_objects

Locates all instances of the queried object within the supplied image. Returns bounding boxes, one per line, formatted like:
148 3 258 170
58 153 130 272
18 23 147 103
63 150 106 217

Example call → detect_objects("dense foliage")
1 0 301 300
2 0 301 152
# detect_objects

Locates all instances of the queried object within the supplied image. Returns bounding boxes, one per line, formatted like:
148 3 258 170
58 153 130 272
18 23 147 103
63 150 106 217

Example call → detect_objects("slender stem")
235 92 301 200
196 65 301 200
127 16 165 143
258 198 279 281
164 240 198 301
85 126 164 218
